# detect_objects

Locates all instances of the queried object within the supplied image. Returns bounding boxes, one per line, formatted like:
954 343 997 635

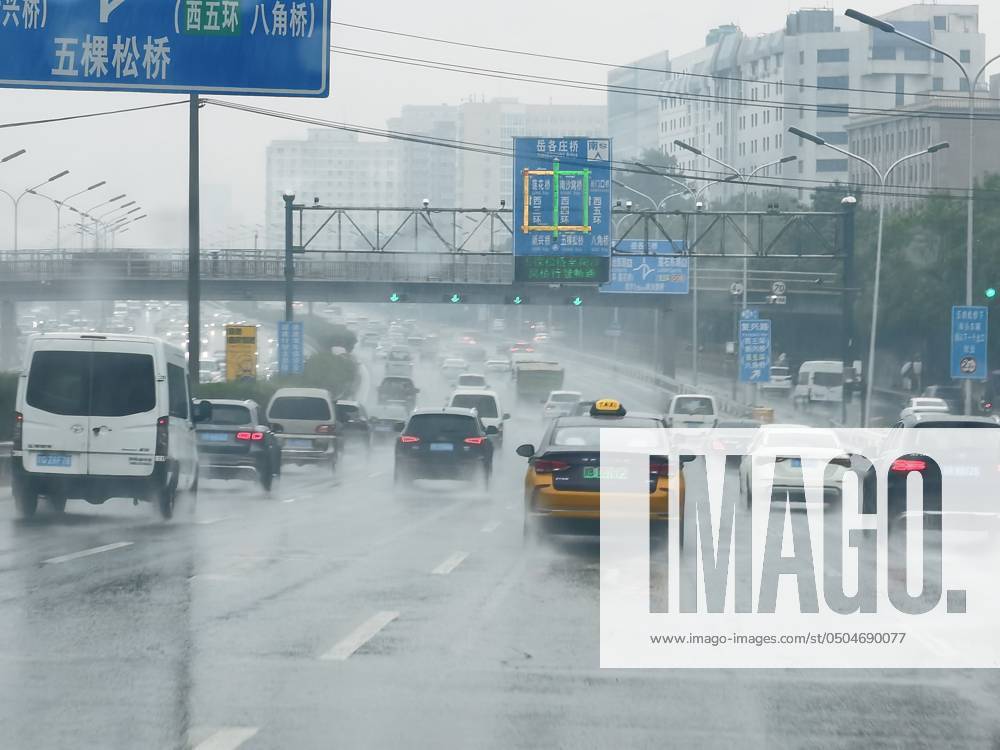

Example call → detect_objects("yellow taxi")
515 399 686 543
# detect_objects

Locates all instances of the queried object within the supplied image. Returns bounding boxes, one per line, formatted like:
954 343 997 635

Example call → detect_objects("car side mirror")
192 400 213 424
516 443 535 458
485 425 499 436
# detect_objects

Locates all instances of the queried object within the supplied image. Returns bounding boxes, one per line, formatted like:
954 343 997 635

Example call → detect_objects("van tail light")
12 412 22 451
155 416 169 458
315 424 335 434
399 435 420 444
464 437 487 446
236 432 265 442
891 458 927 473
533 459 570 474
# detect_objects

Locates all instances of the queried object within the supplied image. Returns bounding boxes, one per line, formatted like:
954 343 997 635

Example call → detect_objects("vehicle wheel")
258 458 273 493
156 484 177 520
13 481 38 519
45 495 67 514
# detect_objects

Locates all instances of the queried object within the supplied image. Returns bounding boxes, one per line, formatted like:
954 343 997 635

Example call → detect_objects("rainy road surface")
1 355 1000 749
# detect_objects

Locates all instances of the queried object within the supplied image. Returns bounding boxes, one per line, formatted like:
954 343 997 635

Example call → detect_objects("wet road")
1 343 999 749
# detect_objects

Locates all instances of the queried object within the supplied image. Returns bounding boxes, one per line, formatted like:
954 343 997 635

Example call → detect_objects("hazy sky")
2 1 997 250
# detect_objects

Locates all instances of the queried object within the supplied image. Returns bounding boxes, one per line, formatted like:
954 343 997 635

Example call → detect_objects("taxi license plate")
288 439 313 449
583 466 628 480
37 453 72 467
430 443 454 452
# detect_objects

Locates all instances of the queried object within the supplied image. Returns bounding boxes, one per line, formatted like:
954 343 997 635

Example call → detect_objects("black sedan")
196 399 282 492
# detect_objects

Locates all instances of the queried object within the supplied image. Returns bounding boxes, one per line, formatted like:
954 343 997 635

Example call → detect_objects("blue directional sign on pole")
739 319 771 383
513 136 612 283
950 306 988 380
600 240 689 295
0 0 331 96
278 320 305 375
740 308 759 321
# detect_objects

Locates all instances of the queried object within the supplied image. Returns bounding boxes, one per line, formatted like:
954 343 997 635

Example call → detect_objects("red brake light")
534 459 570 474
155 416 169 457
400 435 420 443
12 411 22 451
891 458 927 473
464 437 486 445
251 432 264 441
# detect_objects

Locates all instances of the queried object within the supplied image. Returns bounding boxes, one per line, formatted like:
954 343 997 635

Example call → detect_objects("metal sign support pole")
187 93 201 388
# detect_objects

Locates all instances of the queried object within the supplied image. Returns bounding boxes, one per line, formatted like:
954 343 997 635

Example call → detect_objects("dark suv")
196 399 282 491
335 400 372 453
394 408 496 489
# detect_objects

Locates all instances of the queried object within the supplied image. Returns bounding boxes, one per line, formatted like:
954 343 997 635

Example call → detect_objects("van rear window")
27 350 155 417
269 397 331 421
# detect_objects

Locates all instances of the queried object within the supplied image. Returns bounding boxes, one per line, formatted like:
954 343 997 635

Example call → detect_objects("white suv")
13 333 210 520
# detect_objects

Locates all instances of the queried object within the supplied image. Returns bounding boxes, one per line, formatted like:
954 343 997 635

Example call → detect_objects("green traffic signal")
449 293 463 304
571 296 583 307
512 296 523 305
987 287 998 300
389 292 401 303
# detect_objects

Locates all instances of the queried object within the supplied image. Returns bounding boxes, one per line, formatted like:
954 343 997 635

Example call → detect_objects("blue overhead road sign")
739 319 771 383
950 306 988 380
0 0 331 96
601 240 689 295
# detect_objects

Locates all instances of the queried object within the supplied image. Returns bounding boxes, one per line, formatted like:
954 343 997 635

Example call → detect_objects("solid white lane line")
193 727 259 750
42 542 133 565
431 551 468 576
481 520 501 533
320 611 399 661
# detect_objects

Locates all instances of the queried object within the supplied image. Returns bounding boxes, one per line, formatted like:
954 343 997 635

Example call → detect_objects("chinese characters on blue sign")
601 240 689 295
0 0 330 95
739 319 771 383
513 137 612 282
950 306 988 380
740 308 759 321
278 321 304 375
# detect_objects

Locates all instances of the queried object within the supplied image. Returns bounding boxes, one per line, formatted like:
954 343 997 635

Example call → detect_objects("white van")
266 387 339 469
793 361 844 407
448 389 510 445
13 333 210 520
666 393 718 428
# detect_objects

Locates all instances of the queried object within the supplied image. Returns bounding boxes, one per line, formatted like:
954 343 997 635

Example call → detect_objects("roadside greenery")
194 351 358 405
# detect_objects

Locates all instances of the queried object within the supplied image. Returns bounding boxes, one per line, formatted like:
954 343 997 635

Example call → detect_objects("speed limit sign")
772 280 787 296
730 282 744 296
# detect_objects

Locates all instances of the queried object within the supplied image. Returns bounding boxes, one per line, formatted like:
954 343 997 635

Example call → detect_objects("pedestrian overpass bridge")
0 248 845 314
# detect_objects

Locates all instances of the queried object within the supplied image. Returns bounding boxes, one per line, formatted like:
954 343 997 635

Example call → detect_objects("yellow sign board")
225 325 258 382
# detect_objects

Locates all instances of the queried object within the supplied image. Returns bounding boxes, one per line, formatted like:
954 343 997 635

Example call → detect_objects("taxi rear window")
550 421 661 448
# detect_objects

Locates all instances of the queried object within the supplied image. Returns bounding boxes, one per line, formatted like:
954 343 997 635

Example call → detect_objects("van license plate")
288 439 313 449
37 453 72 467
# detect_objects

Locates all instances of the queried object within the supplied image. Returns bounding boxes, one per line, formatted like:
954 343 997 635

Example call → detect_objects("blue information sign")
513 136 612 263
950 306 988 380
0 0 330 96
601 240 689 295
739 319 771 383
740 308 759 321
278 320 304 375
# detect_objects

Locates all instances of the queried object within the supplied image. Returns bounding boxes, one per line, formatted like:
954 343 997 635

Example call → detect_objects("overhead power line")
203 98 1000 202
333 45 1000 124
333 20 982 104
0 99 189 130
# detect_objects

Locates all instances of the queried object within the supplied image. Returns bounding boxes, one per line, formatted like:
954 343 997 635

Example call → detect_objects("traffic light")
505 294 528 305
986 287 998 300
388 292 408 303
568 295 584 307
444 292 464 304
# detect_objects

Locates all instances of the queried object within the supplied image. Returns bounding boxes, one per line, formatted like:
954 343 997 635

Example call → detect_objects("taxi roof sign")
591 399 627 417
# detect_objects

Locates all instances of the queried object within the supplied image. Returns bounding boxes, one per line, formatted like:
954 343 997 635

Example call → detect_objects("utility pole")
841 196 857 426
284 192 295 322
188 94 201 386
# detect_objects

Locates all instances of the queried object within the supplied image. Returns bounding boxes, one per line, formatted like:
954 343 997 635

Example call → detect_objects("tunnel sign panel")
0 0 331 95
513 136 612 283
950 306 987 380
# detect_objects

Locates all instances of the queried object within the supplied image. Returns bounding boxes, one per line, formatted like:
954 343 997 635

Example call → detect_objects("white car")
448 389 510 445
441 358 469 380
485 359 511 373
899 397 950 420
760 366 793 394
266 387 339 469
667 394 717 428
543 390 583 418
13 333 210 519
456 373 488 389
738 426 850 509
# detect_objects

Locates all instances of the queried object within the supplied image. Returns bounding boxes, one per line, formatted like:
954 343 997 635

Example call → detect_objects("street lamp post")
0 169 69 252
847 8 1000 415
86 193 126 250
30 180 106 251
789 126 949 426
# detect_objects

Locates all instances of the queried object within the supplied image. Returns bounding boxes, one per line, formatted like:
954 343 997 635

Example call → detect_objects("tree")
613 148 680 210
